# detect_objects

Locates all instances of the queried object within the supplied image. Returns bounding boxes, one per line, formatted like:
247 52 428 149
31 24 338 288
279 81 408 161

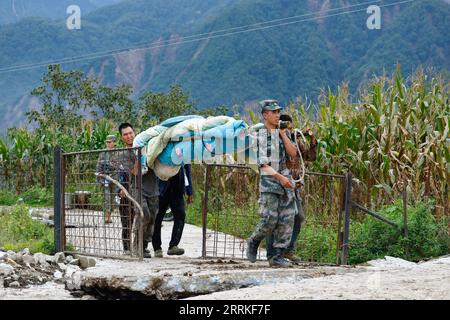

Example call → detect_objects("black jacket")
159 164 193 197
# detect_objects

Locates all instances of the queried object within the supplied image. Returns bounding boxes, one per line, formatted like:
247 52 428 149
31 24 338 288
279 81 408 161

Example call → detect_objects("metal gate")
200 164 414 265
200 164 350 265
54 147 144 260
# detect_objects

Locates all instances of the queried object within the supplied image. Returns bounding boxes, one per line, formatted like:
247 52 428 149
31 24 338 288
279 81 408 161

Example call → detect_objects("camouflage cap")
106 134 116 142
259 99 282 112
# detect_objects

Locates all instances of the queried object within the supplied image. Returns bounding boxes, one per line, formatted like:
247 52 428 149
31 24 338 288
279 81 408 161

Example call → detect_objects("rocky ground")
1 216 450 300
3 246 450 300
0 248 97 299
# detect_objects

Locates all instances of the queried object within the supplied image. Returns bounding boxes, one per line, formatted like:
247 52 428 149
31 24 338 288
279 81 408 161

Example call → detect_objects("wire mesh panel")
61 147 143 259
202 164 264 260
202 164 346 264
300 172 346 264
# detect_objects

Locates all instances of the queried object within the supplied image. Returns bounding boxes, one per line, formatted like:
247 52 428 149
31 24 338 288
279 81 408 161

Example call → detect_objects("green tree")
137 85 196 126
27 64 134 135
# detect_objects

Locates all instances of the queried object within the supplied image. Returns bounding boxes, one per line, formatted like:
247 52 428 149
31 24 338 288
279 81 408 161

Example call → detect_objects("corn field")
1 69 449 218
0 118 116 193
285 69 449 216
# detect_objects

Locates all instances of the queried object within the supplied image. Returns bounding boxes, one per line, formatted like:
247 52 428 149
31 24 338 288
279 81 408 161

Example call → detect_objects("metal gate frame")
341 172 409 265
54 146 144 260
200 164 349 264
201 165 409 265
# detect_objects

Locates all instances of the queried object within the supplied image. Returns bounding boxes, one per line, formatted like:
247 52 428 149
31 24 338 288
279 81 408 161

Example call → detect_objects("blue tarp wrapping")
134 115 253 180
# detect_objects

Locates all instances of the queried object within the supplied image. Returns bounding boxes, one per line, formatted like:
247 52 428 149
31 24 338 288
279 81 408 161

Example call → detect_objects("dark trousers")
119 196 134 252
142 195 158 250
152 192 185 250
119 195 158 252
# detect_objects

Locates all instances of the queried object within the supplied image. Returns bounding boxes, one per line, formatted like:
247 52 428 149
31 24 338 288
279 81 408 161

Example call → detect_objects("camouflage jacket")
257 127 293 195
95 151 119 185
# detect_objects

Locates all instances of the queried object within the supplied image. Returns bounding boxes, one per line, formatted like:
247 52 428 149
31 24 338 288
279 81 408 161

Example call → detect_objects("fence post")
53 147 64 253
341 172 353 265
336 179 345 265
137 148 143 260
201 165 211 259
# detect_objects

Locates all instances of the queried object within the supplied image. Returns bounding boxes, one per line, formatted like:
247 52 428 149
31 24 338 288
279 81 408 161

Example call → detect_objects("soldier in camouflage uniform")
95 134 118 224
246 100 299 267
265 114 318 264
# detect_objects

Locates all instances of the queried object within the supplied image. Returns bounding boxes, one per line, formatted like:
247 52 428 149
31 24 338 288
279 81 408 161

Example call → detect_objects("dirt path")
62 208 266 260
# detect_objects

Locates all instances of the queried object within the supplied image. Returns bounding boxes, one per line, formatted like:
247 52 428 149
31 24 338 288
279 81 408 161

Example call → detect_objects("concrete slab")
71 220 352 299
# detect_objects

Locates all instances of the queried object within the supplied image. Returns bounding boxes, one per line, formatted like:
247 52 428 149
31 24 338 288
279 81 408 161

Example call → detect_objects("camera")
279 120 290 129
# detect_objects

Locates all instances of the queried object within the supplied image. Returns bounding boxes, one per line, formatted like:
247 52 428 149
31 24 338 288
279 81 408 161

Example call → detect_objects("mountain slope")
0 0 448 130
0 0 122 25
346 0 450 87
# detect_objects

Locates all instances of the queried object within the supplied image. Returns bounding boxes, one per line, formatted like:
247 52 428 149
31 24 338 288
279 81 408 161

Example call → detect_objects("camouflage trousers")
250 191 297 249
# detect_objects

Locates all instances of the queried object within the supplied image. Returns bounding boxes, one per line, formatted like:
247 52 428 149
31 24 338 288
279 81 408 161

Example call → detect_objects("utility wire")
0 0 385 72
0 0 415 74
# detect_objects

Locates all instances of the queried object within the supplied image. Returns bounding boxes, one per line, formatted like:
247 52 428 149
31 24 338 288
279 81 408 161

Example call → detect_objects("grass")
295 215 339 264
0 186 53 207
0 204 55 254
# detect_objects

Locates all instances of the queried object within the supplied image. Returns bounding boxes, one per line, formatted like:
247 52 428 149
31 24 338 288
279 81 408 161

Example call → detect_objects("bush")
0 190 19 205
20 186 53 206
349 200 450 264
0 204 55 254
0 187 53 206
295 217 338 264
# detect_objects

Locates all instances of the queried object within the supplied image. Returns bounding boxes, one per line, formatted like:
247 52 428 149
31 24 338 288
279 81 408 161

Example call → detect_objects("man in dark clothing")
117 123 159 258
141 166 159 258
152 164 193 257
116 124 137 254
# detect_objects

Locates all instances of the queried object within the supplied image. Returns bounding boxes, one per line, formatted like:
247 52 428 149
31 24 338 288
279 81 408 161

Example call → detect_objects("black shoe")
143 251 152 258
246 238 260 263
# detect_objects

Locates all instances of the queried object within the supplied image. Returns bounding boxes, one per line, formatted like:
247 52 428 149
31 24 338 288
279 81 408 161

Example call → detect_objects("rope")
95 173 144 257
292 128 308 185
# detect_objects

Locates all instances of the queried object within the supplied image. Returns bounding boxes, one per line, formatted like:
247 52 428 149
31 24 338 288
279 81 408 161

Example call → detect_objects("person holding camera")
265 114 317 264
246 99 299 267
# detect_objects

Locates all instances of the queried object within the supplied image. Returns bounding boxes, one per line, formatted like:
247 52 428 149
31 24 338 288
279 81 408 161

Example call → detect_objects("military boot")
283 251 302 264
246 238 260 263
269 256 291 268
269 249 292 268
